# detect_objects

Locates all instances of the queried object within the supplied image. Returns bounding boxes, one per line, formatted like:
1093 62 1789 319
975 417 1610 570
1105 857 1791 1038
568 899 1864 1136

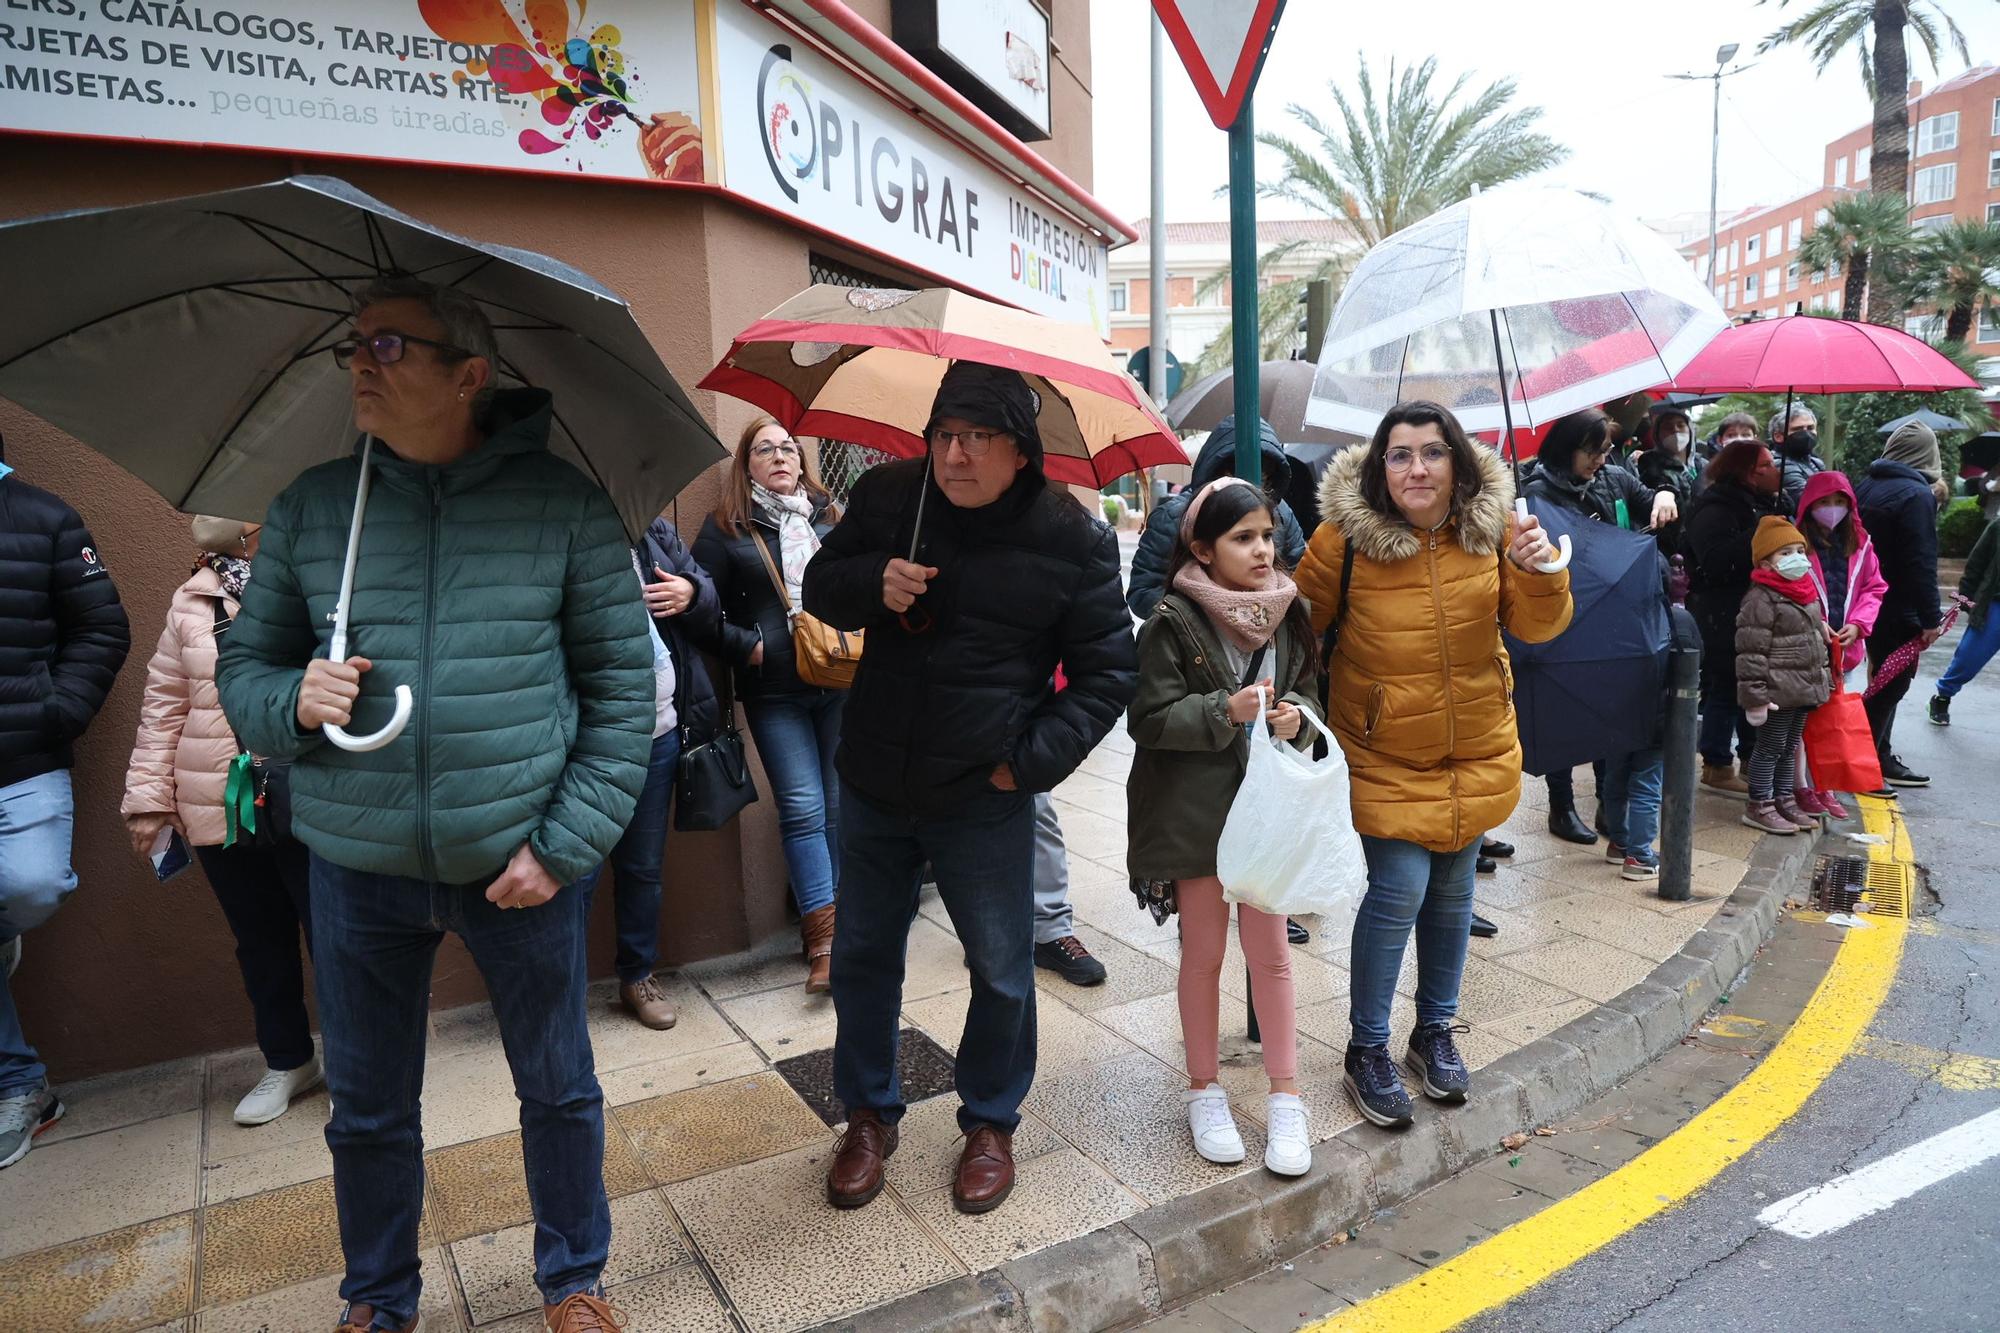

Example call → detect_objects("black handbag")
674 668 758 832
214 599 293 847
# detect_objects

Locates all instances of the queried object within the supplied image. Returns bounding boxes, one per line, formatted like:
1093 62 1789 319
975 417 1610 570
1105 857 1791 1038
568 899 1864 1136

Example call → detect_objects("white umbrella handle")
324 435 414 753
1514 498 1572 574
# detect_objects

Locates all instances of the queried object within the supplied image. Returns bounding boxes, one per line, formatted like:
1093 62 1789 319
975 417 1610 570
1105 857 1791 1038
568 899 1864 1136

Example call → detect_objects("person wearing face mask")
1769 407 1827 516
1683 440 1785 796
1735 518 1833 834
1635 408 1698 556
1855 421 1949 789
1794 473 1886 820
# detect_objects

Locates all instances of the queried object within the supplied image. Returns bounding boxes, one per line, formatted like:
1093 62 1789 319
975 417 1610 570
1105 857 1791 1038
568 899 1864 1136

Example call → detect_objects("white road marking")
1758 1105 2000 1240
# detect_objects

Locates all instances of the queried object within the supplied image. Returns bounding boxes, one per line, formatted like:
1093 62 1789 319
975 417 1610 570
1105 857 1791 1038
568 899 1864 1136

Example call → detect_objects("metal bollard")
1659 605 1702 902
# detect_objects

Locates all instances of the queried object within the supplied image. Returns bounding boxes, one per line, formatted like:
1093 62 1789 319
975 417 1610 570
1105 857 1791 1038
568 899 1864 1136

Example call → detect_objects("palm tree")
1258 56 1568 250
1908 218 2000 341
1189 56 1567 377
1797 191 1914 320
1756 1 1973 321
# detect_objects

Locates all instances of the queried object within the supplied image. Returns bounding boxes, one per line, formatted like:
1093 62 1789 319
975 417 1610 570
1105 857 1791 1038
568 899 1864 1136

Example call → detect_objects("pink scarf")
1172 561 1297 652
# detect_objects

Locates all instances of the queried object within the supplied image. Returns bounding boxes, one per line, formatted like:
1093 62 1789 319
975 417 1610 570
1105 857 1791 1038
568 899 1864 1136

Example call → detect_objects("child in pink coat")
1795 472 1888 818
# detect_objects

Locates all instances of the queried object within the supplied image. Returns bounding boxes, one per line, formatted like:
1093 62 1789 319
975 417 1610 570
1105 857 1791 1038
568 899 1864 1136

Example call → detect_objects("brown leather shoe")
801 903 836 994
335 1304 419 1332
618 975 677 1030
543 1290 624 1331
827 1107 898 1208
952 1125 1015 1214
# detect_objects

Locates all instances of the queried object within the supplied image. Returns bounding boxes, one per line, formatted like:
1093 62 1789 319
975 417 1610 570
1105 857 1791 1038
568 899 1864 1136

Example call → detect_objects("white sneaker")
233 1055 323 1127
1184 1085 1245 1164
1264 1093 1312 1176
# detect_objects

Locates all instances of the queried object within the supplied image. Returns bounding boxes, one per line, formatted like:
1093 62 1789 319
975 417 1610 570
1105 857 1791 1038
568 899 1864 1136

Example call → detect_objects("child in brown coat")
1736 517 1834 834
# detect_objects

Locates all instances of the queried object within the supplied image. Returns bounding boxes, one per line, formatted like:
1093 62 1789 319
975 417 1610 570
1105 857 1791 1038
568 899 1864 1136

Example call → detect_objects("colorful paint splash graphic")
420 0 642 156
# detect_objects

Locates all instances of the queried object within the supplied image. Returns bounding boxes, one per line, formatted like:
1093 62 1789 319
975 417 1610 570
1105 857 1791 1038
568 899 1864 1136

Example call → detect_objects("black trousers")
1864 627 1921 762
195 836 314 1071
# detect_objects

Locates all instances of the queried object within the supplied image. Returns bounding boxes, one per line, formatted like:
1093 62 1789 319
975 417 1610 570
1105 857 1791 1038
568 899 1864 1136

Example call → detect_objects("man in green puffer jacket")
216 277 651 1333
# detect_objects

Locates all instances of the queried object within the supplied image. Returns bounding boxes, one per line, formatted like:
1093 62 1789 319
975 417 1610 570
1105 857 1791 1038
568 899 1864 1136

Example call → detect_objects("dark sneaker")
1343 1044 1414 1128
1603 842 1626 865
1405 1022 1472 1103
1475 855 1496 875
1929 694 1951 727
1622 855 1661 882
0 1082 64 1170
1480 839 1515 859
1881 755 1930 788
1034 936 1107 986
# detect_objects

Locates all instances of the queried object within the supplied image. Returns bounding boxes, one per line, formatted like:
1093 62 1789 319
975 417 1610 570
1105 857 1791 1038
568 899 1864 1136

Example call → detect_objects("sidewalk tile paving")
0 714 1778 1332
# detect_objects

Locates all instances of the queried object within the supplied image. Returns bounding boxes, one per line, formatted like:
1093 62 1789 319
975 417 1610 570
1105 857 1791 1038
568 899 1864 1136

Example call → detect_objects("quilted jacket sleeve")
216 487 324 761
1295 519 1349 637
1277 504 1308 569
1125 496 1180 621
1735 587 1777 712
801 470 896 632
1498 557 1573 644
530 490 655 886
1126 612 1238 753
122 606 192 818
45 503 131 742
1009 523 1138 793
647 519 721 646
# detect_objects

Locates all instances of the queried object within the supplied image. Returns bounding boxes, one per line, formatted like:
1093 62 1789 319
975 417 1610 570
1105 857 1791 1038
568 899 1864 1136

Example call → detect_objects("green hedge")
1939 498 1986 559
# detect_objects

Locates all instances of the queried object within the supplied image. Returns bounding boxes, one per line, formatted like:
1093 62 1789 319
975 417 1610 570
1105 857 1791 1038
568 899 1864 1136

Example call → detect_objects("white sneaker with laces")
1264 1092 1312 1176
234 1054 323 1127
1184 1085 1245 1164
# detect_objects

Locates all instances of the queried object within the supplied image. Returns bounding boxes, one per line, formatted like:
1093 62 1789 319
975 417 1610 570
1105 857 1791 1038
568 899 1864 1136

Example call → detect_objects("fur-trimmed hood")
1317 440 1515 562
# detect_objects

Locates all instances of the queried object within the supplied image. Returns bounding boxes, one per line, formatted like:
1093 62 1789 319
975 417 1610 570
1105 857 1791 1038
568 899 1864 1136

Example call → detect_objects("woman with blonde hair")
692 416 845 990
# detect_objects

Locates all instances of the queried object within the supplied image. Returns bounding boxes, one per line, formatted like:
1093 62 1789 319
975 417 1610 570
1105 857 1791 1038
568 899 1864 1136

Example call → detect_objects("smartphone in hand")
151 827 192 883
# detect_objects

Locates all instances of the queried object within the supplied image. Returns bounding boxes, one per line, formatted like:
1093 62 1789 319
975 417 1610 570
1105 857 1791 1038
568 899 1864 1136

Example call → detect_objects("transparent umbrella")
1305 187 1728 450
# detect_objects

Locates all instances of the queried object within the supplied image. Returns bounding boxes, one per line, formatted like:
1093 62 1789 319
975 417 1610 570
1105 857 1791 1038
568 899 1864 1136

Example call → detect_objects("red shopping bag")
1803 665 1882 795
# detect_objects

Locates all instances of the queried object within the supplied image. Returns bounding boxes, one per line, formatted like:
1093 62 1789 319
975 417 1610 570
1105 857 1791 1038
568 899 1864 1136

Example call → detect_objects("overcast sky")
1089 0 2000 232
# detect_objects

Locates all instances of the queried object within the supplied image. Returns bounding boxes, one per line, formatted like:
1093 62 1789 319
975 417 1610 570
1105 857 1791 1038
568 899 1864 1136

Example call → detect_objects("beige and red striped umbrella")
699 284 1185 486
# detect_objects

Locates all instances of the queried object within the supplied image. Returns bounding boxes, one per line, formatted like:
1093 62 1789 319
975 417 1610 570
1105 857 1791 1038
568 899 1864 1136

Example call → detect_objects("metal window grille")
806 253 908 505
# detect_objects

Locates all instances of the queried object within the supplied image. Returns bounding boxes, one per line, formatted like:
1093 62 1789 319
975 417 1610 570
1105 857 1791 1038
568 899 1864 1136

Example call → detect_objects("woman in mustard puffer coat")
1296 401 1572 1129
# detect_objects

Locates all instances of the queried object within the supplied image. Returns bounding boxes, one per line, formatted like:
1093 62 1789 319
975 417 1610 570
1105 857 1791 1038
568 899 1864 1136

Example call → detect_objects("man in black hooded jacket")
803 361 1137 1218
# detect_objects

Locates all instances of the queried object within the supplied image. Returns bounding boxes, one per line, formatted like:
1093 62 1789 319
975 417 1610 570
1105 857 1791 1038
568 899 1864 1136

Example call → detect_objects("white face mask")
1662 430 1689 451
1773 552 1812 581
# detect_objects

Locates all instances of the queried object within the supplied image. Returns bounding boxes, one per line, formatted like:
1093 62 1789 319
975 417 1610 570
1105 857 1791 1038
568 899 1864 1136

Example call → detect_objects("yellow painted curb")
1301 915 1907 1333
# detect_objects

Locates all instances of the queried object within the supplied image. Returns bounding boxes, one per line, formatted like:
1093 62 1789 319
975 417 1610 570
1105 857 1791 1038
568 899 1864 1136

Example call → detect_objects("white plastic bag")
1216 689 1368 929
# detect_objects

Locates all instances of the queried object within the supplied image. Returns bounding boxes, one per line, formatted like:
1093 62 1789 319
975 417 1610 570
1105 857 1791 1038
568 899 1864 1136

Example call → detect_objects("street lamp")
1670 45 1753 294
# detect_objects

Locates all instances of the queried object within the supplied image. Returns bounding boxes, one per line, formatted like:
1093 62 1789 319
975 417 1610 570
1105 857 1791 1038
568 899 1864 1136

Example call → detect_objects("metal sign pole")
1229 100 1261 489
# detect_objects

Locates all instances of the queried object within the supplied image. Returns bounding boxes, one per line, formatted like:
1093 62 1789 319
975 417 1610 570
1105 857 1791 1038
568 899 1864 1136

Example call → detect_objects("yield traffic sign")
1150 0 1288 129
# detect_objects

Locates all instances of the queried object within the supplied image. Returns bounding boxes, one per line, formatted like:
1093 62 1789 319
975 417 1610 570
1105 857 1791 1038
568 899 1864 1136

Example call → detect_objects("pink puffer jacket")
121 566 243 848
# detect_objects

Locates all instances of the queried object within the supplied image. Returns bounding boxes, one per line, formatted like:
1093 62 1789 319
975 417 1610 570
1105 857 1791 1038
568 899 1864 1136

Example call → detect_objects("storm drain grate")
1810 854 1912 919
773 1025 959 1127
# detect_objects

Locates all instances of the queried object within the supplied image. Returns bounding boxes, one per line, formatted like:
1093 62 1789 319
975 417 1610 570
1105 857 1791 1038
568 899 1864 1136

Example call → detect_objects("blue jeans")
0 770 77 1095
579 729 680 983
832 781 1036 1134
746 692 843 915
1348 834 1480 1049
1601 747 1665 865
310 854 607 1325
1938 612 2000 697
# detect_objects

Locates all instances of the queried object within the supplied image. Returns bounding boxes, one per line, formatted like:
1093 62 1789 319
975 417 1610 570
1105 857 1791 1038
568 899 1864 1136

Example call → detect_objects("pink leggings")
1176 875 1298 1082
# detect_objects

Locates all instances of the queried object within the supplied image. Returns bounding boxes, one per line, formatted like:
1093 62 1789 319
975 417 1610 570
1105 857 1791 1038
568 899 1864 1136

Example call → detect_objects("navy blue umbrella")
1876 408 1967 435
1504 507 1671 776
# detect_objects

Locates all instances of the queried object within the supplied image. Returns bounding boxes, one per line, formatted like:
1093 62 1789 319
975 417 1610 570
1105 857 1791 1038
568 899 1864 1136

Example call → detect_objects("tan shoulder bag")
749 524 863 691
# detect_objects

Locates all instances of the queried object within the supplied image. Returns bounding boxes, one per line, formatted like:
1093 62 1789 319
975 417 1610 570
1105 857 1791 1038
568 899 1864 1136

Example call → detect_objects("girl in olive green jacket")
1126 478 1322 1178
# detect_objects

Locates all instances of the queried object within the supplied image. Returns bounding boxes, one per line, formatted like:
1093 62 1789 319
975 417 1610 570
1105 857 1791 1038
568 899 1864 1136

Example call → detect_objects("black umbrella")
1504 509 1671 776
1876 408 1968 435
1282 442 1342 531
1963 432 2000 471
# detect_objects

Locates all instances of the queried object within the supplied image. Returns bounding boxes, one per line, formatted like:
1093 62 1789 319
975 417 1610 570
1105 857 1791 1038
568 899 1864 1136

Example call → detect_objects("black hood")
926 361 1044 473
1193 415 1289 491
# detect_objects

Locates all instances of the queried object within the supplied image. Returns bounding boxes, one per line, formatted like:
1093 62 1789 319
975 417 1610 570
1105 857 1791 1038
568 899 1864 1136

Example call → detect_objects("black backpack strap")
1321 534 1354 661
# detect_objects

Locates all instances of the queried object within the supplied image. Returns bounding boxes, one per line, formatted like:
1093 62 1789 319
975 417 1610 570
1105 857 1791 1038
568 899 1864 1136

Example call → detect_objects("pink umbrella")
1673 316 1978 395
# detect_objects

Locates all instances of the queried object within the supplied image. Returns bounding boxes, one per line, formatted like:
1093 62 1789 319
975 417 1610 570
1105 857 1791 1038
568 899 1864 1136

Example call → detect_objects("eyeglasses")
1586 440 1616 458
750 442 802 461
928 427 1006 457
1384 444 1450 472
331 331 473 369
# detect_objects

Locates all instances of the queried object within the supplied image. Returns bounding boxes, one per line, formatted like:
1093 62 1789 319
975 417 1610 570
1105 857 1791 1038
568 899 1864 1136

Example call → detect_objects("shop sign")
0 0 705 183
891 0 1050 141
718 1 1104 331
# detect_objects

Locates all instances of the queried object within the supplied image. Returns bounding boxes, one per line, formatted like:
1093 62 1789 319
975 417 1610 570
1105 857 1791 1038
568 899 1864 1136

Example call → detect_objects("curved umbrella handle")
1514 498 1572 574
324 685 414 752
